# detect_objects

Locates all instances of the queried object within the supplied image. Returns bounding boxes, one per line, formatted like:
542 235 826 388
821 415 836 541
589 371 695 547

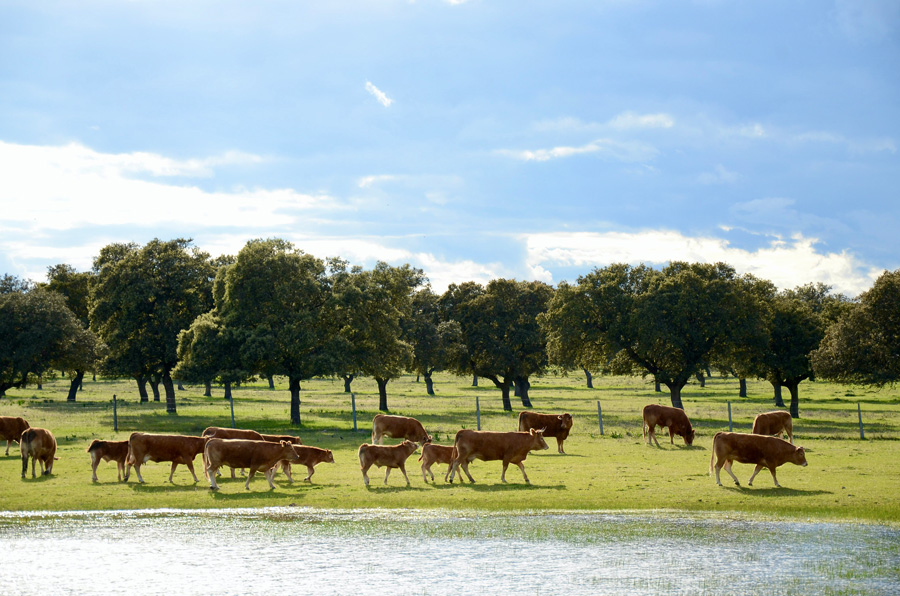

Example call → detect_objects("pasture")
1 372 898 523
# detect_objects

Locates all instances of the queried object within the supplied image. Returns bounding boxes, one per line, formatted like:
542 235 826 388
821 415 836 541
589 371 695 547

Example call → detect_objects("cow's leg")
91 452 100 482
714 459 723 486
747 464 764 486
557 438 565 454
208 465 220 489
447 460 458 483
117 460 125 482
384 467 392 485
133 462 146 484
399 463 410 486
515 462 530 484
768 467 781 488
168 462 179 483
421 461 430 482
244 468 257 490
6 439 11 456
460 459 475 483
31 455 37 478
669 425 675 445
723 460 740 486
282 463 294 483
304 465 315 482
264 467 277 490
361 463 371 486
501 461 510 483
185 460 199 483
649 426 661 448
21 454 27 479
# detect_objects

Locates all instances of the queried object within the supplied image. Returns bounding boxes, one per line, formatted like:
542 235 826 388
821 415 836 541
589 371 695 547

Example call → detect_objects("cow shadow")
127 481 210 493
19 473 55 483
719 486 832 497
434 481 567 492
364 485 429 493
207 488 297 500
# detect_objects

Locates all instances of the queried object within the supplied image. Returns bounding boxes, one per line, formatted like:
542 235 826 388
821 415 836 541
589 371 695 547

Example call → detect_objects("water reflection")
0 509 897 595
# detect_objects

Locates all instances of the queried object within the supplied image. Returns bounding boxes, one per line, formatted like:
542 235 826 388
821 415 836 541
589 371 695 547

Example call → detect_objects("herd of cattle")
0 404 808 490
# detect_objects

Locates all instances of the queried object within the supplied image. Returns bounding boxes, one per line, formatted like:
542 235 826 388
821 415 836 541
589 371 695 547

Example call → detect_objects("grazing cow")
1 416 30 456
87 439 129 482
277 445 334 483
371 414 431 445
418 443 454 482
124 433 208 484
201 427 267 478
447 429 549 484
204 438 300 490
642 404 695 447
260 433 302 445
357 440 419 486
710 431 808 487
752 411 794 444
518 411 574 454
20 427 57 479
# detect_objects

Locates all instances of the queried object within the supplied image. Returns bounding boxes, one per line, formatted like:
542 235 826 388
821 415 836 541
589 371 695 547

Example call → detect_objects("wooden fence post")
352 393 357 431
597 401 604 435
476 396 481 430
113 394 118 432
229 395 236 429
858 403 865 440
728 401 733 432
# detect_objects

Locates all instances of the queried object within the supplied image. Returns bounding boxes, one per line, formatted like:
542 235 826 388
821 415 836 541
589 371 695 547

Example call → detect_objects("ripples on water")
0 509 897 596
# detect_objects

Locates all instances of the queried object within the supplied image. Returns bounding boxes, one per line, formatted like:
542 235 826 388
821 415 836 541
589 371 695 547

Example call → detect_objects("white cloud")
365 81 393 107
697 164 740 185
357 174 399 188
524 229 880 296
608 111 674 130
497 139 657 163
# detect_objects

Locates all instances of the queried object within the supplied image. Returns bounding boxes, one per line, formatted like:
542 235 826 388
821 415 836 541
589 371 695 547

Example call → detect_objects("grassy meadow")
1 371 898 523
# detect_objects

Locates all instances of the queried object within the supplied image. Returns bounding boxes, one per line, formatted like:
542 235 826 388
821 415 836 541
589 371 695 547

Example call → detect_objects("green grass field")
1 371 898 523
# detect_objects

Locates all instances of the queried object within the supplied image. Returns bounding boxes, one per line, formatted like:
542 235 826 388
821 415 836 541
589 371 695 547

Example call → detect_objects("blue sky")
1 0 898 296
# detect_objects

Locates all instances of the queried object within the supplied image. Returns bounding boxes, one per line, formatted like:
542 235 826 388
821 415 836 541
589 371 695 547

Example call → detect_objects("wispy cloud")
365 81 393 107
524 229 880 296
357 174 399 188
497 139 657 163
697 164 740 185
608 111 674 130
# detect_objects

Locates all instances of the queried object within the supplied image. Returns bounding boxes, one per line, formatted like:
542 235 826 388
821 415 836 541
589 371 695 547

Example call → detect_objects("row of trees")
2 238 898 424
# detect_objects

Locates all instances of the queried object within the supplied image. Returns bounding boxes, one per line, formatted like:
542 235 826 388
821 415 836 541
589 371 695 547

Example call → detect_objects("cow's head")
684 428 696 446
401 440 419 454
793 446 808 467
280 441 301 461
558 413 573 430
324 449 335 464
421 433 433 444
529 428 550 451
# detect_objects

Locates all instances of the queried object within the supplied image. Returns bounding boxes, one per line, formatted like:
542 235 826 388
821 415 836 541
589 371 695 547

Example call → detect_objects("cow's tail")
86 439 102 453
709 432 721 475
357 444 365 469
125 441 135 466
517 411 526 432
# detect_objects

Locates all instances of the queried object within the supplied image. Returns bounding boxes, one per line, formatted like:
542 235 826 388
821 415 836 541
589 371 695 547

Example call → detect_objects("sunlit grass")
1 371 898 521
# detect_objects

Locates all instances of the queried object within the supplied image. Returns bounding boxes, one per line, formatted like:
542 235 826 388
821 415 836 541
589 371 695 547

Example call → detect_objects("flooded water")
0 508 897 595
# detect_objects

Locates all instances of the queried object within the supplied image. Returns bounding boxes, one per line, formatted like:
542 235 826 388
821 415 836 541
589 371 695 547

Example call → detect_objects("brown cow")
260 433 302 445
204 438 300 490
124 433 208 484
371 414 431 445
419 443 454 482
1 416 30 456
518 411 574 454
642 404 695 447
752 411 794 444
277 445 334 483
358 440 419 486
20 427 57 479
710 431 808 487
201 427 266 478
87 439 129 482
447 429 549 484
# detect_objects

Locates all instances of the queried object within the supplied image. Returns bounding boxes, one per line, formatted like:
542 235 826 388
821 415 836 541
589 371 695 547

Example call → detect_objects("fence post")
728 401 733 432
113 394 118 433
476 396 481 430
229 395 236 429
858 402 865 440
597 401 604 435
352 393 357 432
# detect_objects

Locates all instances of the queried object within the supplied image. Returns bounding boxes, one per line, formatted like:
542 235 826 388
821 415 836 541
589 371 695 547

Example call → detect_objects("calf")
419 443 454 482
20 427 57 479
1 416 30 456
204 438 300 490
752 411 794 444
358 440 419 486
277 445 334 483
710 431 808 487
125 433 208 484
642 404 695 447
87 439 129 482
371 414 431 445
448 429 549 484
518 411 574 454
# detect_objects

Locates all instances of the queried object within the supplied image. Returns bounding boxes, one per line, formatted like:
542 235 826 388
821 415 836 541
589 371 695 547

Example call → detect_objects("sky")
1 0 898 297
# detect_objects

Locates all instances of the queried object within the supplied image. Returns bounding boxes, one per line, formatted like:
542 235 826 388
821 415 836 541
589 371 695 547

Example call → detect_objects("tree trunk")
37 376 42 390
739 378 747 398
787 382 800 419
696 373 705 388
424 371 435 396
665 382 685 410
771 381 785 408
149 377 161 402
516 376 533 409
224 380 232 401
416 374 420 383
92 372 96 382
177 382 185 391
204 380 212 398
472 374 478 387
162 369 177 414
267 375 275 390
289 376 302 425
376 377 390 412
136 376 149 403
582 367 593 389
513 379 521 398
343 374 353 393
66 370 85 402
486 375 512 412
655 380 661 393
